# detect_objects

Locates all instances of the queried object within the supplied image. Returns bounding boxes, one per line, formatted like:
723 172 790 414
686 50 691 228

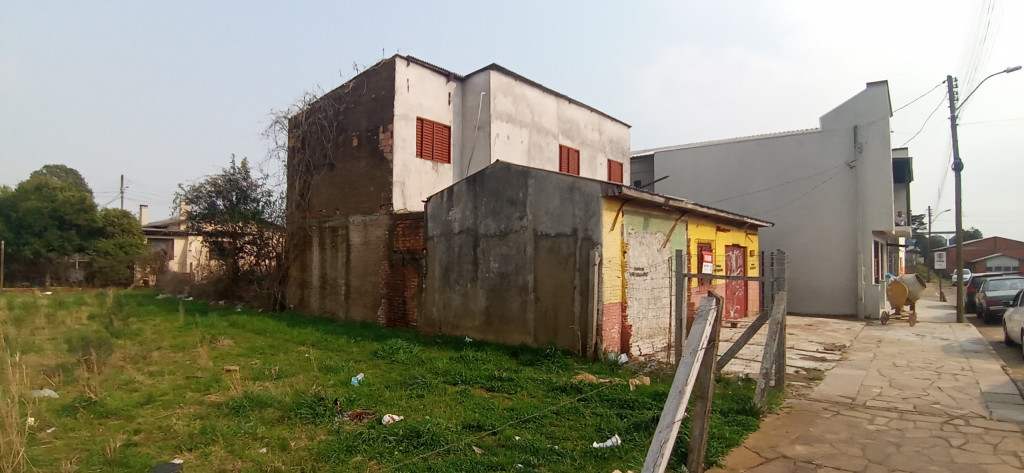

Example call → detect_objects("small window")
873 241 882 284
559 145 580 175
416 117 451 164
608 159 623 183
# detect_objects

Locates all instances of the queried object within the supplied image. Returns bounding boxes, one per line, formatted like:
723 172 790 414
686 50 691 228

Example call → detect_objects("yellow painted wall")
686 216 760 283
601 198 626 305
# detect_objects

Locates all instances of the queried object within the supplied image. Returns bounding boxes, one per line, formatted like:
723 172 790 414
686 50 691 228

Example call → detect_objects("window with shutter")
558 145 580 176
608 159 623 183
415 117 451 164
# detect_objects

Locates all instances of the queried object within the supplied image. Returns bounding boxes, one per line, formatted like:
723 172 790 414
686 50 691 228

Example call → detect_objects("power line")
752 167 847 217
960 117 1024 126
707 162 847 206
892 81 946 114
899 92 948 147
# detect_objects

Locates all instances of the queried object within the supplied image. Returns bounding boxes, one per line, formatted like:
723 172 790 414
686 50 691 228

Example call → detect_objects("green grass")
0 289 771 472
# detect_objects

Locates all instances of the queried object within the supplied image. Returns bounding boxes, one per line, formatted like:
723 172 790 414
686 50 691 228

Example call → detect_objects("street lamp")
947 65 1022 323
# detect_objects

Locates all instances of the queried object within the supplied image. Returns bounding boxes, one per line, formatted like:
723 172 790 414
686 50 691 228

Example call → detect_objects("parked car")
1002 289 1024 357
978 276 1024 324
951 268 972 285
967 272 1019 314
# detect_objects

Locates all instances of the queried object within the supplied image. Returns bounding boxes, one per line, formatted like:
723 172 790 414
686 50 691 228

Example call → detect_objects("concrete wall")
631 154 654 188
637 83 892 317
393 57 461 212
487 71 631 182
423 163 605 354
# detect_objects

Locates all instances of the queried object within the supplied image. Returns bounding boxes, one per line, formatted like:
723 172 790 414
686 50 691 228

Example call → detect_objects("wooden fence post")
772 251 787 388
674 249 686 363
755 291 786 408
686 291 724 473
642 296 719 473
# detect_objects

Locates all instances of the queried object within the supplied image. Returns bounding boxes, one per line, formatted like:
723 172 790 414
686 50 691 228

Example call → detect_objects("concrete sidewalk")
709 293 1024 473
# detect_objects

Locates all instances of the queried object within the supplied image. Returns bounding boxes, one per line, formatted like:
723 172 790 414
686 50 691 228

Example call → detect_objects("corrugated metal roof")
428 161 772 229
630 128 820 157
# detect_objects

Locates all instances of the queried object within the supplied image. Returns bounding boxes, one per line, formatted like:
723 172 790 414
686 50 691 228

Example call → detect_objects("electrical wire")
707 162 847 206
892 81 946 114
899 92 948 147
752 167 847 217
960 117 1024 126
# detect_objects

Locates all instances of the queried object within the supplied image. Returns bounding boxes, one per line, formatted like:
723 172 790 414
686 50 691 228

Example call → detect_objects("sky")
1 1 1022 240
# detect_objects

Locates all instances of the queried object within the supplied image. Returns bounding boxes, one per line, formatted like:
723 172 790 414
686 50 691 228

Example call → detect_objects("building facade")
138 205 210 282
422 162 769 360
286 56 631 325
632 82 911 318
936 237 1024 275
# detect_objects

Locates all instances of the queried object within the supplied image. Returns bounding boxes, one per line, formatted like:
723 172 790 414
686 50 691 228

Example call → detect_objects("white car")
1003 288 1024 358
952 269 972 285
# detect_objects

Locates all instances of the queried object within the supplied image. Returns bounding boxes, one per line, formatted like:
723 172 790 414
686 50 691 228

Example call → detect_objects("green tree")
174 156 283 297
89 208 149 286
1 169 101 260
949 227 983 245
30 164 93 195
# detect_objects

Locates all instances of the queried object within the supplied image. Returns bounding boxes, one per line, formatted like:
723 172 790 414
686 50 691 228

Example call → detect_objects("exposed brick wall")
601 302 624 354
379 124 394 160
380 214 425 327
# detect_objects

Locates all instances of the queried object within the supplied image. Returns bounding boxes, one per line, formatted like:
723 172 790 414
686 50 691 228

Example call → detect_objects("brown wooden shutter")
559 145 579 175
608 159 623 183
416 117 451 163
435 122 451 163
416 118 425 159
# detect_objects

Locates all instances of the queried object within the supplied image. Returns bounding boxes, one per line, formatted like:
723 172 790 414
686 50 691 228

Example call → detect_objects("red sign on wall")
701 251 714 274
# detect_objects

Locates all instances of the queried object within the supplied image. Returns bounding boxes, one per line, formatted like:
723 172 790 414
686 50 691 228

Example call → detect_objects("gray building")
632 81 913 318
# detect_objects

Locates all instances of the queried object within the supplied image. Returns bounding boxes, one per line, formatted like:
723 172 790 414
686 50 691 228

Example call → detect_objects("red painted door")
725 245 747 320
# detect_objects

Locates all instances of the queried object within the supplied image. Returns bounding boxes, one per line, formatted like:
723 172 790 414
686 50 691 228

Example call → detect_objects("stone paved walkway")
708 294 1024 473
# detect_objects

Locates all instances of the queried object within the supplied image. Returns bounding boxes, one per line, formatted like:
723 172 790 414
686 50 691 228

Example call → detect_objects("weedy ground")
0 289 777 473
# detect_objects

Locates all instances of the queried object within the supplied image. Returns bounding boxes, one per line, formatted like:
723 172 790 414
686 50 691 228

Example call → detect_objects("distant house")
632 82 912 318
422 162 770 360
286 55 631 326
138 204 209 281
935 237 1024 275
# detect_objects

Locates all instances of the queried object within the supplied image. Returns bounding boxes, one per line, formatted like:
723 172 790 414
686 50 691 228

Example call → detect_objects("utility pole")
1 240 5 293
120 174 125 210
947 75 966 323
945 66 1021 323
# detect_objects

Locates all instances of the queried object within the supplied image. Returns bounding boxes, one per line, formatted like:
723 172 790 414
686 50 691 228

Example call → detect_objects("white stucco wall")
392 58 461 213
984 255 1020 271
457 70 492 180
391 59 630 211
486 71 631 182
638 83 895 317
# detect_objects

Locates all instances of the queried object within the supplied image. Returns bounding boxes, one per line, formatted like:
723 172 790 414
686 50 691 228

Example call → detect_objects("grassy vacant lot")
0 290 770 472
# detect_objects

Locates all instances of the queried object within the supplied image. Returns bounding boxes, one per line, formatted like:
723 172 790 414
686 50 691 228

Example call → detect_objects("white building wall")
640 83 894 317
392 58 461 213
984 255 1020 271
457 70 492 180
487 72 631 182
